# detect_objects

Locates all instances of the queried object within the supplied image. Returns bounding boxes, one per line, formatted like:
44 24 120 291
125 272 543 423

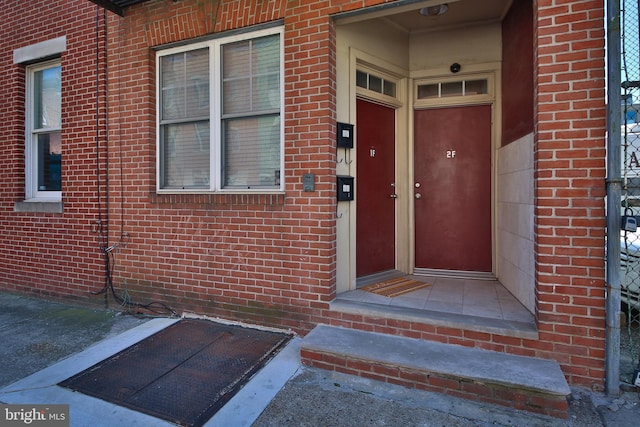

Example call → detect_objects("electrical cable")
90 6 177 318
98 243 177 317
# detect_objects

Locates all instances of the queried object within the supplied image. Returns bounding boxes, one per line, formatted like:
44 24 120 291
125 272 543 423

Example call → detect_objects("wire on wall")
90 6 176 317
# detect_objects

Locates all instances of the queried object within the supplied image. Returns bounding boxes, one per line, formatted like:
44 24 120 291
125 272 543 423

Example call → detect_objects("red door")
356 99 396 277
413 105 492 272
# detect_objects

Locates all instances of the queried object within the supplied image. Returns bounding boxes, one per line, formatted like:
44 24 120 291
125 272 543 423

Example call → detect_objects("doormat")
59 318 291 427
361 277 431 297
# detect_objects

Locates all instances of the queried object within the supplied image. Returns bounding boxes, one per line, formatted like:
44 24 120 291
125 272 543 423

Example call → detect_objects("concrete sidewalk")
0 292 637 426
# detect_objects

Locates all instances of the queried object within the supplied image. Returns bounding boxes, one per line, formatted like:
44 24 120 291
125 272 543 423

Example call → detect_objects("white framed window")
157 27 283 192
413 73 495 109
26 60 62 201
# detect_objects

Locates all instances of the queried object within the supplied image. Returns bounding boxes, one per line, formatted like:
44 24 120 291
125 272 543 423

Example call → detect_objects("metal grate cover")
59 319 291 427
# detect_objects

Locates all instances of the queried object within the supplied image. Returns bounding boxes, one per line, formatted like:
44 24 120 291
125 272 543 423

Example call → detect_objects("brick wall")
0 0 608 389
0 0 108 303
534 0 607 388
104 0 339 330
103 0 606 388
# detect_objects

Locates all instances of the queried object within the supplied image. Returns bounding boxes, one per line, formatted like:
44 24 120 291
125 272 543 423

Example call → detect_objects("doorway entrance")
413 104 492 273
356 98 396 277
355 100 493 279
335 0 515 304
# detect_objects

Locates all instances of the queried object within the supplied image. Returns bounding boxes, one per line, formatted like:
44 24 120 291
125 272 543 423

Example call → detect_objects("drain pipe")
605 0 622 397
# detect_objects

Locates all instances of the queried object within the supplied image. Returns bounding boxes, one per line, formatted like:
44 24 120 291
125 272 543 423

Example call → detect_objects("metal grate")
621 0 640 388
59 319 291 427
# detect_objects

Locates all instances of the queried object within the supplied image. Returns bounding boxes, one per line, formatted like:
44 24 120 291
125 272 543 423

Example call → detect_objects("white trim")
355 63 404 108
338 48 410 293
14 36 66 64
25 59 62 202
413 72 496 109
156 26 284 194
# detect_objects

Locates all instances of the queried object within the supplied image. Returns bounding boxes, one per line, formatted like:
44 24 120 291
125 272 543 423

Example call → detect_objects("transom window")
356 69 396 98
26 60 62 200
417 78 488 99
157 27 283 192
413 74 494 109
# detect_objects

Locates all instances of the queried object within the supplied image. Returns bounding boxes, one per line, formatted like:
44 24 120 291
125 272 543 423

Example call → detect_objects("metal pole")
606 0 622 397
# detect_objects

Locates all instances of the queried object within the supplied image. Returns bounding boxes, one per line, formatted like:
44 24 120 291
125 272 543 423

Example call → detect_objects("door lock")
390 194 398 199
415 193 422 199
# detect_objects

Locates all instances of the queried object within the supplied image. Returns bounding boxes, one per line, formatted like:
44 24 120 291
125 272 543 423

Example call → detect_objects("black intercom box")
337 176 354 201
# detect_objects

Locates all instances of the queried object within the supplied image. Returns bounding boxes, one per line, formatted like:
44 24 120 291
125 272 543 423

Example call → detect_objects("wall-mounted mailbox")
337 175 354 201
337 122 354 148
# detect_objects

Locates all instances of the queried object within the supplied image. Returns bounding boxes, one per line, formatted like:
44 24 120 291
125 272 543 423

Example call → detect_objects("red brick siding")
0 0 608 389
534 0 607 388
0 0 108 302
301 349 569 419
104 0 339 331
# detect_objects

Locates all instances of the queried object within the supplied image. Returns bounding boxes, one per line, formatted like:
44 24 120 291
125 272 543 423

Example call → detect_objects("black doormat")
59 318 291 427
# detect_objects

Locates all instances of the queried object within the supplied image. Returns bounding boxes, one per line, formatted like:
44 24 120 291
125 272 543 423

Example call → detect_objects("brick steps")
300 324 571 419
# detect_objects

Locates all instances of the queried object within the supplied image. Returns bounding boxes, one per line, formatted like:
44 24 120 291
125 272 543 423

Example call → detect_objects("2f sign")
447 150 456 159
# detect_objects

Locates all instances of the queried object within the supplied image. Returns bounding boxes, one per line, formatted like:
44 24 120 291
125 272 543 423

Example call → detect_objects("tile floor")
333 272 537 339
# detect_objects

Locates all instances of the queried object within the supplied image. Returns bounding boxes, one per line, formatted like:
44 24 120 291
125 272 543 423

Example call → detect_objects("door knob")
415 193 422 199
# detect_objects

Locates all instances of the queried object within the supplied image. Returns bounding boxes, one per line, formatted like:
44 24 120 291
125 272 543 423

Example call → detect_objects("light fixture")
419 3 449 16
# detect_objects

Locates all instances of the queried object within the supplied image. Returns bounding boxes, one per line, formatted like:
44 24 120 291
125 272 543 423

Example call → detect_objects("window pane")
162 54 185 119
356 70 367 88
223 115 280 188
186 51 210 117
253 36 280 74
161 121 210 189
223 40 251 114
253 73 280 111
383 80 396 97
441 81 463 97
417 84 439 99
252 36 280 111
223 77 251 114
369 75 382 93
37 131 61 191
223 35 280 115
465 79 488 95
34 66 61 129
161 48 209 121
223 40 250 77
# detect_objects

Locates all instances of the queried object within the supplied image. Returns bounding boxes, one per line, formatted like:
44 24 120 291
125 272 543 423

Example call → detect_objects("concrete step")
300 324 571 419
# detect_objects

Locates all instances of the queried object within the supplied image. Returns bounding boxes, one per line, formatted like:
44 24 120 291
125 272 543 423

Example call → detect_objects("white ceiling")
337 0 514 34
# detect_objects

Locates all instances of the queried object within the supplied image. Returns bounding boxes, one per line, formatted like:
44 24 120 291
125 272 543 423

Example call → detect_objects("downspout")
605 0 622 397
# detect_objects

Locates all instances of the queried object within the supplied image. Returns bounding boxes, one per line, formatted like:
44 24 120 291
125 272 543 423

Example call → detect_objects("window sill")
14 200 63 213
151 192 285 206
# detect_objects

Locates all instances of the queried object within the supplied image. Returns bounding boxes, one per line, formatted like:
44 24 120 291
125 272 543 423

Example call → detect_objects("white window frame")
156 26 284 194
25 59 62 201
413 72 495 109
